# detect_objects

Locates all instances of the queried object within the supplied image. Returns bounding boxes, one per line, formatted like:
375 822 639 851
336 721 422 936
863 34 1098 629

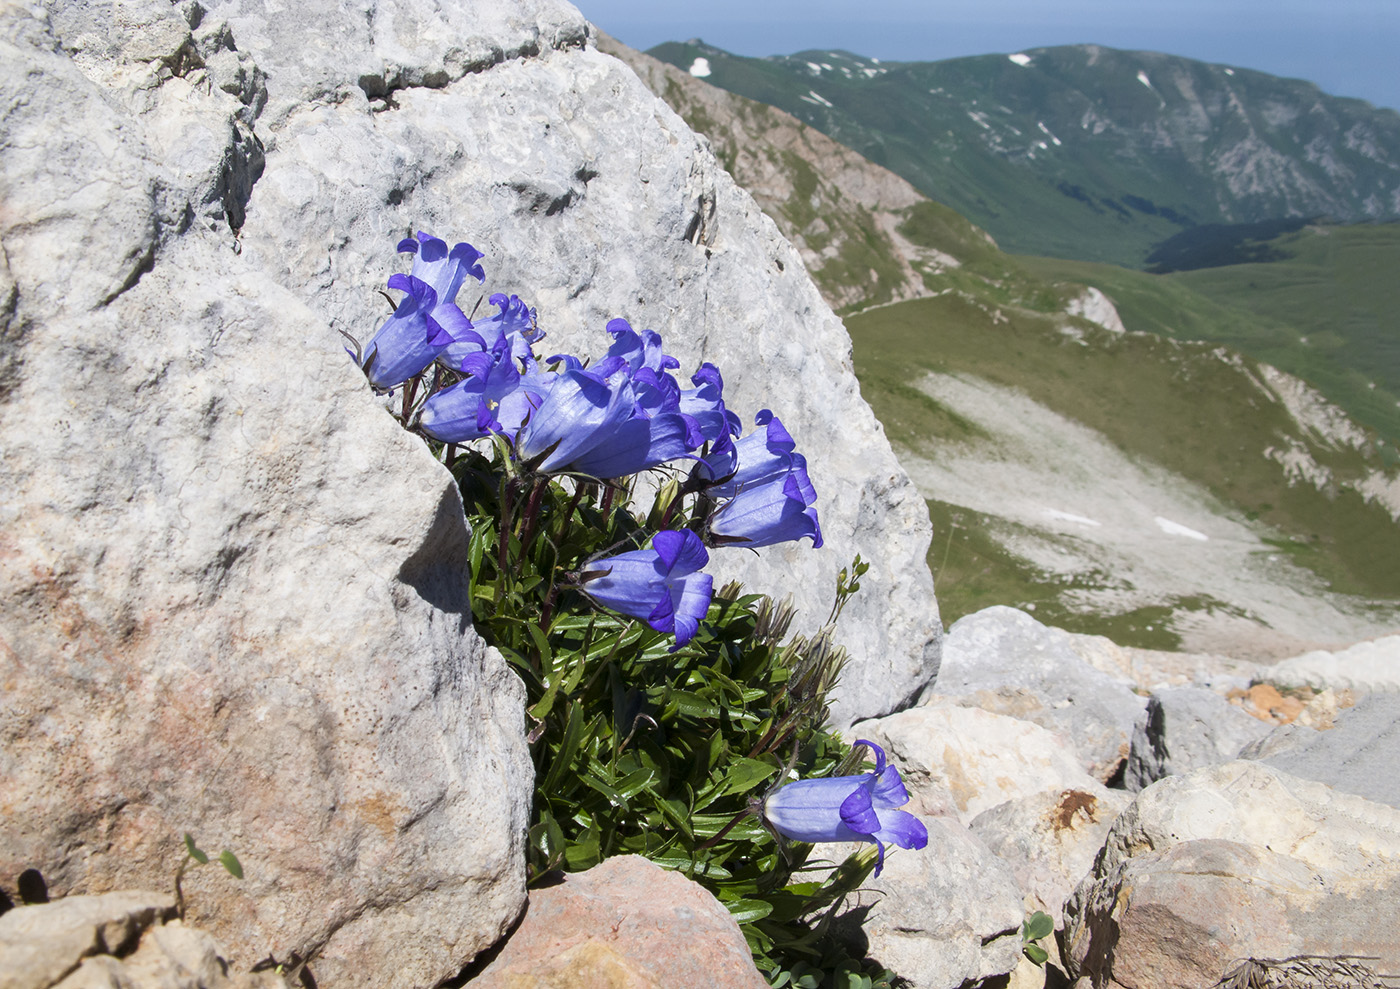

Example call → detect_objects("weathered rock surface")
0 890 283 989
1260 634 1400 692
1064 761 1400 989
1 3 534 984
1124 686 1273 790
832 818 1025 989
469 856 766 989
1240 693 1400 808
970 785 1133 926
925 608 1146 781
856 706 1098 825
196 0 940 729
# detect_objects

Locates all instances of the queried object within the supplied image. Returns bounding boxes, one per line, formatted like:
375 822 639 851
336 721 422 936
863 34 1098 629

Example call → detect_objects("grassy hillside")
648 41 1400 268
1018 222 1400 447
847 286 1400 639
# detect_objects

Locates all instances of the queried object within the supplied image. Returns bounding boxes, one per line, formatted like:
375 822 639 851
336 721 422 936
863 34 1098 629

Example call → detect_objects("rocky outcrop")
923 608 1146 782
1064 761 1400 988
189 0 939 728
1 0 940 983
470 856 766 988
1124 686 1273 790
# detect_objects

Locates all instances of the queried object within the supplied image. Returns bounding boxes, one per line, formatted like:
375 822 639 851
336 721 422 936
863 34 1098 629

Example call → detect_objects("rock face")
470 856 766 988
1 0 939 982
832 818 1025 989
1241 693 1400 808
0 891 282 989
0 3 534 980
925 608 1146 781
1124 686 1273 790
190 0 939 729
970 785 1133 926
1064 761 1400 988
857 706 1096 825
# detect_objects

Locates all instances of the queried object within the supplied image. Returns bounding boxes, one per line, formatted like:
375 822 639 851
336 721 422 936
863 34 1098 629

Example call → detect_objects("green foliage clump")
449 439 888 981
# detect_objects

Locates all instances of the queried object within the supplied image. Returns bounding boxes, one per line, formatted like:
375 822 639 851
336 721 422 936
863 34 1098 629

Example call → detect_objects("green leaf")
719 757 778 798
1024 910 1054 941
542 701 585 796
721 897 774 924
218 850 243 879
183 833 208 865
1024 943 1049 966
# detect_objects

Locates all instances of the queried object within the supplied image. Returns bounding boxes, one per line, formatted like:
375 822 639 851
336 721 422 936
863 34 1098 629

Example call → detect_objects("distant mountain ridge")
647 40 1400 266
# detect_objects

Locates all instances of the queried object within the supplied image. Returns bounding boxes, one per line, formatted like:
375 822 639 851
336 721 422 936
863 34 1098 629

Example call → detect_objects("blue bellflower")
360 232 485 389
762 740 928 876
703 411 822 549
581 530 714 648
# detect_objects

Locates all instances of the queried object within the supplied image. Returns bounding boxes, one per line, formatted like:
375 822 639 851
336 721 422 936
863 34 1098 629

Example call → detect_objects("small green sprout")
1021 910 1054 966
174 833 243 918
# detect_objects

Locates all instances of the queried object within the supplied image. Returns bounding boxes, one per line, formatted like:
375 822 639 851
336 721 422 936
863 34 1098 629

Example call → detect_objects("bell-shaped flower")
444 292 541 368
703 412 822 549
581 530 714 648
420 342 553 443
605 318 680 375
679 363 741 444
360 275 454 389
761 739 928 876
514 366 636 472
361 232 486 389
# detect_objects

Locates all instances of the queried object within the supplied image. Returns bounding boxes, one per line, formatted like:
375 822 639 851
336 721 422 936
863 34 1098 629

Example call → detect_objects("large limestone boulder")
925 608 1146 782
0 3 528 984
1064 761 1400 988
2 0 940 983
855 706 1098 825
198 0 941 728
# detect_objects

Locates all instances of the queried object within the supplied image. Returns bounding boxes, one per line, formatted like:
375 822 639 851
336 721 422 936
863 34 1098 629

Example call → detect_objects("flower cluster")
356 231 823 648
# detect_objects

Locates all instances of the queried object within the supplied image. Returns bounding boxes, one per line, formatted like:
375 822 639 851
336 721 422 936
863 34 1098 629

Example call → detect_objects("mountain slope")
647 40 1400 267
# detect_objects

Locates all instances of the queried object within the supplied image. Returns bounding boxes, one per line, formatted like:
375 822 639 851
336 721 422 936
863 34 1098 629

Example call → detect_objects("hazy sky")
577 0 1400 111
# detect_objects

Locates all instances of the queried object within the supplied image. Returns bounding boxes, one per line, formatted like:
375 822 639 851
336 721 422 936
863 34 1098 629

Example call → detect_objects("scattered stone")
1124 686 1273 790
970 785 1133 925
924 608 1146 781
832 817 1025 989
469 856 766 989
856 706 1099 825
1064 761 1400 988
1066 633 1260 694
1240 693 1400 809
0 891 283 989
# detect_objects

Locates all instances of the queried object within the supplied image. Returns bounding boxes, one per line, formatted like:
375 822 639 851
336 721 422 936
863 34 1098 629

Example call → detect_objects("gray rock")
0 9 531 984
1240 693 1400 808
1064 762 1400 989
926 607 1147 781
1124 686 1273 790
970 785 1133 926
196 0 941 728
1260 634 1400 692
832 818 1025 989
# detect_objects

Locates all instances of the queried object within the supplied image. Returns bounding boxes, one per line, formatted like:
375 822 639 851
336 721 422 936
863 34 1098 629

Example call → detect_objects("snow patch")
1155 517 1209 541
1136 70 1153 90
800 90 833 108
1036 121 1062 146
1045 509 1101 527
688 57 712 78
805 61 824 75
1008 53 1032 67
1223 67 1235 76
